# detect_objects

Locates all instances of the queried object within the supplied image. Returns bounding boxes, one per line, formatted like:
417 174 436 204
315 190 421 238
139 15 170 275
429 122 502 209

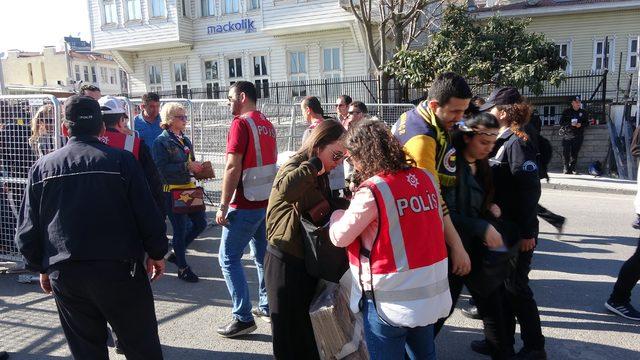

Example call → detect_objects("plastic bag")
309 281 369 360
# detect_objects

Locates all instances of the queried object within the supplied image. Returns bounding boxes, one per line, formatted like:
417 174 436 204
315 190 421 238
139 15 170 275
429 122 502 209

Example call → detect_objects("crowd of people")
4 75 638 360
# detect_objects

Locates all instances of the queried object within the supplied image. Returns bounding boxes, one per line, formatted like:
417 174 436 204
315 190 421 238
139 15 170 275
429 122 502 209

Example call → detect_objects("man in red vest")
215 81 277 337
99 96 164 215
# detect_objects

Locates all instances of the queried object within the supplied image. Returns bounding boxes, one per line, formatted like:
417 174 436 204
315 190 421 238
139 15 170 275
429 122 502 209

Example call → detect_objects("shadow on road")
162 345 272 360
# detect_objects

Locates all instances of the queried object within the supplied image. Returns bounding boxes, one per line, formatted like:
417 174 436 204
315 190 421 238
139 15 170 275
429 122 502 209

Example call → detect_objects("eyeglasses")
348 110 362 115
336 103 346 108
173 115 188 121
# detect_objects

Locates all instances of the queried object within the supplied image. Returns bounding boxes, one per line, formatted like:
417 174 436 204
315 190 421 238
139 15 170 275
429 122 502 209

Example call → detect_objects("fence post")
602 70 608 124
275 83 280 104
324 79 329 104
288 106 296 151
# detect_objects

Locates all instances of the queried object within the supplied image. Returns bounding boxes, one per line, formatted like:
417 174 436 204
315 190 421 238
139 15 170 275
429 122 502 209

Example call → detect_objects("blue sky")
0 0 91 53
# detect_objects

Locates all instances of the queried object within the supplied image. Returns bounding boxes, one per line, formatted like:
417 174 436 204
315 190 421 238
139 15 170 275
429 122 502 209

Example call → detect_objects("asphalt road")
1 188 639 359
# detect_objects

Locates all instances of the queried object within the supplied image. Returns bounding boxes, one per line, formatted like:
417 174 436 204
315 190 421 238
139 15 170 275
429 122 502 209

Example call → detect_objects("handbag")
170 187 206 214
297 199 349 283
193 161 215 180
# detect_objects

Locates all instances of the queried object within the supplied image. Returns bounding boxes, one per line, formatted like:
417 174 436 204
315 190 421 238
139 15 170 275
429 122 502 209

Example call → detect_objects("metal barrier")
0 95 62 261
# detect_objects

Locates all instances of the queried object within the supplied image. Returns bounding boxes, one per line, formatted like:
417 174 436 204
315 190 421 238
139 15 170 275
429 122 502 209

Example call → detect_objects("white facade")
88 0 372 98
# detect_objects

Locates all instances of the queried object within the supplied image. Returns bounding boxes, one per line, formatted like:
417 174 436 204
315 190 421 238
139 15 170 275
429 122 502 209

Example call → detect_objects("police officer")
476 87 546 360
559 95 589 174
15 95 167 360
98 96 165 215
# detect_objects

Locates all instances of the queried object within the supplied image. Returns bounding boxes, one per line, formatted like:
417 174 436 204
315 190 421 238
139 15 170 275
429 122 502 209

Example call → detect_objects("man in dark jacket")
560 96 589 174
15 96 167 360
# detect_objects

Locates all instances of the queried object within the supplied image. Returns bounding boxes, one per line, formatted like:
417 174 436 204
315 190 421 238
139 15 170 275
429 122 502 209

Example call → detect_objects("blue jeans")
218 207 268 322
363 299 436 360
165 193 207 269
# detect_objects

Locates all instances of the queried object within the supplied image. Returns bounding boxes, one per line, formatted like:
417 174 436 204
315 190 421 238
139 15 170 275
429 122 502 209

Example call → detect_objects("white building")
88 0 373 99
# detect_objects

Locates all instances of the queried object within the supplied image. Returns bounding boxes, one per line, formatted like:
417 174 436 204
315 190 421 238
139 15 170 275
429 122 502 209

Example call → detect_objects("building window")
75 65 81 82
83 66 90 82
225 0 240 14
541 105 558 126
120 70 129 93
322 48 341 79
91 66 97 83
253 56 269 98
148 64 162 92
150 0 167 18
174 62 188 98
109 68 118 85
289 51 307 97
555 41 571 74
126 0 142 21
201 0 215 16
228 57 243 79
100 67 108 83
182 0 188 17
249 0 260 10
627 37 638 72
204 60 220 99
593 38 614 72
103 0 117 25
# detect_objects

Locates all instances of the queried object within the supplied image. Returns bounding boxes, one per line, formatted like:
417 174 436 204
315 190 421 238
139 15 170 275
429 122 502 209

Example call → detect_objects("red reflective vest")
99 130 140 160
347 167 451 327
240 111 277 201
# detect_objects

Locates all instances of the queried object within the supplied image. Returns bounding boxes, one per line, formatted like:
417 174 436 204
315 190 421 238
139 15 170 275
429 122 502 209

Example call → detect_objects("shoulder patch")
522 160 538 172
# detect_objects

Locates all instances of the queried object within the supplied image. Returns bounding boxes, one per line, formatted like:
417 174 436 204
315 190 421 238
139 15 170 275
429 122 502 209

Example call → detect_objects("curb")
541 182 636 195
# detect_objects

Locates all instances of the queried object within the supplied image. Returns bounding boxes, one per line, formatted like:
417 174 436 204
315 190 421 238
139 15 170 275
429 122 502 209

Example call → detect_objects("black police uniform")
15 135 167 360
559 107 589 173
489 128 545 351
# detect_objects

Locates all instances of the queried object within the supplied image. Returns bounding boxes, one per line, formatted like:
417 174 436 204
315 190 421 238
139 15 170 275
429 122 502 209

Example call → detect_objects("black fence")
126 71 617 125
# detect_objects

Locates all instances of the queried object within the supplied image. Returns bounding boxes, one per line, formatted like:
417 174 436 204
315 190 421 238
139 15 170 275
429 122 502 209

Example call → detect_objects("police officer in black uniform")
474 87 546 360
559 96 589 174
15 96 167 360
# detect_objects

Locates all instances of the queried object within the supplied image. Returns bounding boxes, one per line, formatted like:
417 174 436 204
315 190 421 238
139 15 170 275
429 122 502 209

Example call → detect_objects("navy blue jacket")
152 130 195 186
489 128 541 239
15 135 167 273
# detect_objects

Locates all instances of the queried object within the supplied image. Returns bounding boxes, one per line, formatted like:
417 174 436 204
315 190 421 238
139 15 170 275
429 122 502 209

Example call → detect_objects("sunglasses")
331 150 349 162
348 110 362 115
173 115 188 121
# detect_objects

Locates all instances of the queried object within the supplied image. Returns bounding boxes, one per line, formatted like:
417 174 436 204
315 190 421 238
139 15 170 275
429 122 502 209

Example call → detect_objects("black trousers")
562 136 584 172
434 274 513 359
536 204 565 229
504 250 545 351
264 248 320 360
49 261 163 360
609 238 640 304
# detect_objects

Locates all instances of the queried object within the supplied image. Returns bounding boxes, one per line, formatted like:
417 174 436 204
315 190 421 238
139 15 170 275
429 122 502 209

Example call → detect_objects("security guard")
15 96 167 360
559 95 589 174
480 87 546 360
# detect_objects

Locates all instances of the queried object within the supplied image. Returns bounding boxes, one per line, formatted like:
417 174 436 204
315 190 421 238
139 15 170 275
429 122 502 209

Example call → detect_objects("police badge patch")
522 160 538 172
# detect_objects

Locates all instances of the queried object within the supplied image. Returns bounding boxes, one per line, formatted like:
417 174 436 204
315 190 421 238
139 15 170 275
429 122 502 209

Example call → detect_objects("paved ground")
1 188 639 359
542 172 637 195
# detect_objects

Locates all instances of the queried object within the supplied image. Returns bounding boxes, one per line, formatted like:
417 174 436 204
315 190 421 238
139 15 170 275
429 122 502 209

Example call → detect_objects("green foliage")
383 5 568 95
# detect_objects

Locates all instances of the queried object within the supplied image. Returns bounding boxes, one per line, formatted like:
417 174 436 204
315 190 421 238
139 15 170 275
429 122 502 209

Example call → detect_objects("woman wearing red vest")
330 119 451 360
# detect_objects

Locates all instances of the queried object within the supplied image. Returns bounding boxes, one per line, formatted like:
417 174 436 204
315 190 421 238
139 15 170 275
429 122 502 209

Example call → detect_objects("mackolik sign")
207 19 256 35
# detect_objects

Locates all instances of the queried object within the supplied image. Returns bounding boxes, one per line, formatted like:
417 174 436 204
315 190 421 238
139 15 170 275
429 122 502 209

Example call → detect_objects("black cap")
65 95 102 128
479 86 523 112
572 95 581 102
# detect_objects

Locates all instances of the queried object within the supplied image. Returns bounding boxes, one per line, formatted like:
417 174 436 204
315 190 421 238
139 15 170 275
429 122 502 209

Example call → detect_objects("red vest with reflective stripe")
347 167 451 327
240 111 277 201
99 130 140 160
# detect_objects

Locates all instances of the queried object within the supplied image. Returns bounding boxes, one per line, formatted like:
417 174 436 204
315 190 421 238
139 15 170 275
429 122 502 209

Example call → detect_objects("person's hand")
317 163 326 176
146 258 165 282
188 161 203 174
575 123 582 128
216 204 229 226
484 225 505 249
520 238 536 252
40 273 52 294
349 182 357 192
450 246 471 276
488 203 501 218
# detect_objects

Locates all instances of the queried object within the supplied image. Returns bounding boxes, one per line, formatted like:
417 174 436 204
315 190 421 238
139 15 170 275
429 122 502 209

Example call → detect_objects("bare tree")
343 0 447 101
